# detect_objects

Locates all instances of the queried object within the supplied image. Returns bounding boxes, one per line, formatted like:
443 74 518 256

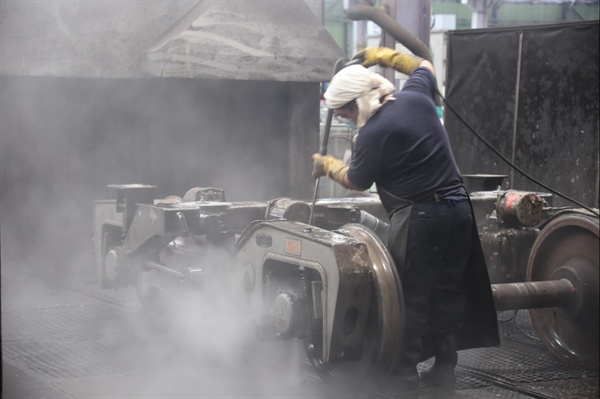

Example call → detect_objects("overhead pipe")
346 3 432 62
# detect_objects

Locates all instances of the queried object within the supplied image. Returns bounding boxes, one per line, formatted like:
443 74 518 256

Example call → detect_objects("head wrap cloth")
324 65 396 130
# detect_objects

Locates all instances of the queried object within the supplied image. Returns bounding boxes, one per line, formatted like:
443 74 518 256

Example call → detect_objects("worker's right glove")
353 47 423 75
312 153 349 186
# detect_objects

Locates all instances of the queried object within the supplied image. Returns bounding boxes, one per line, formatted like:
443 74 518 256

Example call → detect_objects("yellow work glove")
312 154 349 186
353 47 423 75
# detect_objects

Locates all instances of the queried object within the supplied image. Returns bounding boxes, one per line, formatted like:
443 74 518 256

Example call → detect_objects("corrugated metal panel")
0 0 344 81
0 1 195 78
141 0 346 82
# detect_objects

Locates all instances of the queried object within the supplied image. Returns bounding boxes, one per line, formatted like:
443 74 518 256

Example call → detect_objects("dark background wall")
0 76 319 282
445 21 599 208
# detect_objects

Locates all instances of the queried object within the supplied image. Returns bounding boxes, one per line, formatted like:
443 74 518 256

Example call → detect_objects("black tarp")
445 21 599 208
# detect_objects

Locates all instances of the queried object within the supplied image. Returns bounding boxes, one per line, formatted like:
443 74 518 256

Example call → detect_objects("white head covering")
324 65 396 129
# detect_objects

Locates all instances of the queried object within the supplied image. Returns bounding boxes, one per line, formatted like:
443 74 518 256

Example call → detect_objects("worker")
312 47 499 392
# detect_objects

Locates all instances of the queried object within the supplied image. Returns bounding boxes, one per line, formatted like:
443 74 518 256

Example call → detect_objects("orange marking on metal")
285 238 302 256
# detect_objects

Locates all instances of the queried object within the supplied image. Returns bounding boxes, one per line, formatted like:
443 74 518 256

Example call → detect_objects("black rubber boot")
386 333 422 393
394 365 419 393
420 333 458 388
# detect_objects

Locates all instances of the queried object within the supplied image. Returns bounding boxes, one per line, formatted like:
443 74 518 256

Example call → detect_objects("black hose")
346 4 441 106
439 89 599 217
346 4 432 62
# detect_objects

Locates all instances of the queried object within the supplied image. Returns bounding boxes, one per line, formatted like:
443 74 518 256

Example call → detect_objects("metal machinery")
93 181 599 385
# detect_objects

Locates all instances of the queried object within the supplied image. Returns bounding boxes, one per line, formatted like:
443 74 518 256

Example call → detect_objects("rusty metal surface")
492 279 576 311
141 0 346 82
496 191 544 227
526 213 599 369
316 223 404 383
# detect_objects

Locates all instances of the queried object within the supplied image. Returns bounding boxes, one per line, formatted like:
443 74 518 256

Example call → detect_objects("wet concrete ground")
2 264 598 399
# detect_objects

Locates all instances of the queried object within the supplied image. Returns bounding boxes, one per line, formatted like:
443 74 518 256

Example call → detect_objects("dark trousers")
398 200 473 369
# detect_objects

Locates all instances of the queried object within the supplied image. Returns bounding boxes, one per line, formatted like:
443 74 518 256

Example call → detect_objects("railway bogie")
92 183 599 383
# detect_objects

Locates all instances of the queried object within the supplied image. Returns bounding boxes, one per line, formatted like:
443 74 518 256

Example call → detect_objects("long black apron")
377 187 500 359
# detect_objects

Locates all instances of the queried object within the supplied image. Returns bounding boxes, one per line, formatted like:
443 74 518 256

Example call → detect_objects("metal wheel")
527 213 599 368
101 231 122 288
305 223 404 386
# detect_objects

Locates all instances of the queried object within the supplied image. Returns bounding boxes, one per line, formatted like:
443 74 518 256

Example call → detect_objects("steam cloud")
0 2 343 397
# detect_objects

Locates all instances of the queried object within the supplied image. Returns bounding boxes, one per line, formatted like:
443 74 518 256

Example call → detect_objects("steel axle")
492 278 576 311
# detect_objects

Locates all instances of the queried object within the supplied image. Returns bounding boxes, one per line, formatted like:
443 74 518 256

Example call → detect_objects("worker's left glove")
353 47 423 75
312 154 349 185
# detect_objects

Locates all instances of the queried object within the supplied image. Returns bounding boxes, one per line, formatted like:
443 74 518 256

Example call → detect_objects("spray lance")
307 58 364 226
